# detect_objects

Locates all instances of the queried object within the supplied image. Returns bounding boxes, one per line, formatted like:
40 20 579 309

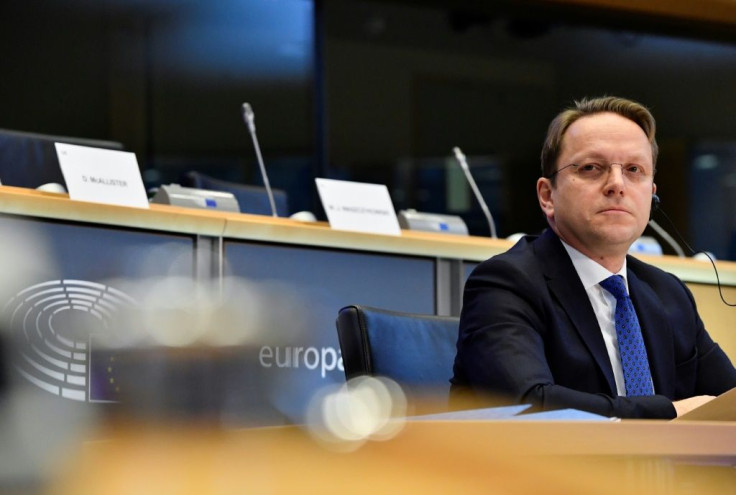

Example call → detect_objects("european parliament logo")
3 279 137 402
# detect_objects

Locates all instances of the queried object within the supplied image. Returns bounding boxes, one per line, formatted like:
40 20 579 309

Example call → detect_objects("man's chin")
595 220 645 239
590 225 643 249
599 234 641 252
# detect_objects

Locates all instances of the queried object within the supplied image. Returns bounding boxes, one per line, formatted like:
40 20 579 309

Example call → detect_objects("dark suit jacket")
451 229 736 419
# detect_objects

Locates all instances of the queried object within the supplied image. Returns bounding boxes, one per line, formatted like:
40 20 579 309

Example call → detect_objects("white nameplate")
55 143 149 209
315 178 401 236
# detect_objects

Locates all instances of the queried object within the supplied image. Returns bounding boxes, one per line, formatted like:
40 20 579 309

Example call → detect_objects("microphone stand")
647 220 686 257
241 103 277 217
452 147 497 238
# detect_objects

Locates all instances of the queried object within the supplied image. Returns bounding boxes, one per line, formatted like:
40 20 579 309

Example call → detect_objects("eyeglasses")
547 162 653 183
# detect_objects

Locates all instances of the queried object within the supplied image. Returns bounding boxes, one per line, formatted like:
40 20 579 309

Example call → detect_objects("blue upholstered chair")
182 171 289 217
335 305 459 409
0 128 123 189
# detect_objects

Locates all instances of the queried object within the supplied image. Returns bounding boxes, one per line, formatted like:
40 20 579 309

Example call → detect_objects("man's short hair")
540 96 659 182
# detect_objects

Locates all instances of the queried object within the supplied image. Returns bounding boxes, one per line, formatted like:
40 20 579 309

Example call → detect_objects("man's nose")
604 163 626 194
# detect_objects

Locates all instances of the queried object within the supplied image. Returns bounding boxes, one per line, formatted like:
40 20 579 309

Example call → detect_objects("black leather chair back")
0 128 123 189
336 305 459 403
182 171 289 217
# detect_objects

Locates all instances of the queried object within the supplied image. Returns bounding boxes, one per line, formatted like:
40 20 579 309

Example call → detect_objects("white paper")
55 143 149 209
315 178 401 236
673 386 736 422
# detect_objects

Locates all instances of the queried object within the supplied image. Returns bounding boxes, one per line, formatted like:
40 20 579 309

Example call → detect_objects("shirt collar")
559 239 628 291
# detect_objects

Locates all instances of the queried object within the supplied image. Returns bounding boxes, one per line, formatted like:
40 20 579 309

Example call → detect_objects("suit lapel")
536 231 617 394
627 266 675 397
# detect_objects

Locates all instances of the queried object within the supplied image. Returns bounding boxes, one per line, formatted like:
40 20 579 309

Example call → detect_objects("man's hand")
673 395 715 417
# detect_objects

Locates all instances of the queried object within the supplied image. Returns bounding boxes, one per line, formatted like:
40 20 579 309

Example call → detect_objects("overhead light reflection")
305 376 407 452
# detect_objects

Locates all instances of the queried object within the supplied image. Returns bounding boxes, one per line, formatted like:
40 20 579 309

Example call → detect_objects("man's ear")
537 177 554 220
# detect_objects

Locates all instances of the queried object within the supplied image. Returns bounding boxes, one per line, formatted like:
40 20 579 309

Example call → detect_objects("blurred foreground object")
305 376 407 452
49 419 736 495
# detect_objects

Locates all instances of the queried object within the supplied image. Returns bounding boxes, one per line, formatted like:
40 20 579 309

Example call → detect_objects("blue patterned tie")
599 275 654 397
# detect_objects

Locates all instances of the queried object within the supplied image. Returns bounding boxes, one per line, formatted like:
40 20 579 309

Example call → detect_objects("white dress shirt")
559 240 630 396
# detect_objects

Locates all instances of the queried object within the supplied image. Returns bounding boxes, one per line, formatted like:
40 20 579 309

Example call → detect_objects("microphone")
648 195 734 307
647 194 685 257
241 102 277 217
452 147 497 238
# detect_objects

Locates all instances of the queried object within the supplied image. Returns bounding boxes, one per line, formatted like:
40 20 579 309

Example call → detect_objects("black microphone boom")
241 102 277 217
649 197 734 307
647 194 685 257
452 147 497 238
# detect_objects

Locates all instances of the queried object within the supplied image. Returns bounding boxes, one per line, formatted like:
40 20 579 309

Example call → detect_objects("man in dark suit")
451 96 736 419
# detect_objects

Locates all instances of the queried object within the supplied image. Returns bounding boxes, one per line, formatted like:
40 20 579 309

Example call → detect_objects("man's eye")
580 163 601 172
626 165 642 174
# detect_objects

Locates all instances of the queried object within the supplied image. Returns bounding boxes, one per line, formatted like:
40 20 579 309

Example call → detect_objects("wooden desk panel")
688 284 736 362
1 186 734 371
51 419 736 495
2 185 734 281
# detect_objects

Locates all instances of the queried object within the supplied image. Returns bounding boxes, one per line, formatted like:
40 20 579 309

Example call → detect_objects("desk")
49 419 736 495
1 185 735 424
